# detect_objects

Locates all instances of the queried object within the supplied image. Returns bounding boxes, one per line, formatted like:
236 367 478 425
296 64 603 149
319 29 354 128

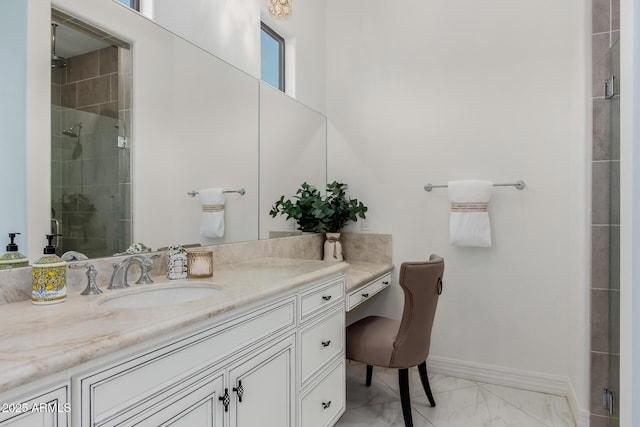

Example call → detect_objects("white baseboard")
427 355 590 426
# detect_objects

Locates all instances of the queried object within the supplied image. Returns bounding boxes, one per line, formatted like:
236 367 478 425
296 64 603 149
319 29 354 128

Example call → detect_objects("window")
260 22 285 92
116 0 140 11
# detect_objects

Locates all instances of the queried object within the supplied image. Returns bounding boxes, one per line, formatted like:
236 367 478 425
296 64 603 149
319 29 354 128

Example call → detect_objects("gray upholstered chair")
345 254 444 427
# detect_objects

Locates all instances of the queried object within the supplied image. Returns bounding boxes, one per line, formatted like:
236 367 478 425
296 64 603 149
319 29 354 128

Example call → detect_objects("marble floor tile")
412 386 548 427
337 400 434 427
346 372 400 410
482 384 576 427
337 361 577 427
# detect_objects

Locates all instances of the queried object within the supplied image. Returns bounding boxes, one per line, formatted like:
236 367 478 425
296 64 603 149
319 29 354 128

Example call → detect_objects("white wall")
0 0 51 261
620 0 640 423
0 0 28 252
326 0 589 413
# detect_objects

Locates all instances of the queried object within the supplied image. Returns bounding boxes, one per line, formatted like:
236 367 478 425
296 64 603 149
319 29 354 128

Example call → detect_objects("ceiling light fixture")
269 0 292 17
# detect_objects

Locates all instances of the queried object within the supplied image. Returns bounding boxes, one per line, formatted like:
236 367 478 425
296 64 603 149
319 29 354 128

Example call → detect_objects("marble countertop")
0 256 394 394
0 257 350 394
343 260 394 293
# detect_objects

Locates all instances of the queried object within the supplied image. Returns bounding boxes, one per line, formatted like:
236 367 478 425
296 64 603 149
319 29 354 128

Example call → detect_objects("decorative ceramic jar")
323 232 344 261
167 245 188 280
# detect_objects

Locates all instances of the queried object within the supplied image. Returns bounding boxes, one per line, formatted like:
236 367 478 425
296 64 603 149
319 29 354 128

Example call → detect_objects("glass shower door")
51 108 131 258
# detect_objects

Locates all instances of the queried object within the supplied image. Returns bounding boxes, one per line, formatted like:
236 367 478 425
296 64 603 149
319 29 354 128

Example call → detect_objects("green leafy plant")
269 181 368 233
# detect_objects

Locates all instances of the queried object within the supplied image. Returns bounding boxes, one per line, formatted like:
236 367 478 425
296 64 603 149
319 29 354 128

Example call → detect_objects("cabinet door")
229 334 295 427
0 386 69 427
124 371 224 427
77 298 295 427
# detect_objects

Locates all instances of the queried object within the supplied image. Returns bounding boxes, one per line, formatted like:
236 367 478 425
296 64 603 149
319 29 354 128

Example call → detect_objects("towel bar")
187 188 246 197
423 180 525 192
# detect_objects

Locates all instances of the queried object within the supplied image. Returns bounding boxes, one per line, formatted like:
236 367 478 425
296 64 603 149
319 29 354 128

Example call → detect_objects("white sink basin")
99 283 221 309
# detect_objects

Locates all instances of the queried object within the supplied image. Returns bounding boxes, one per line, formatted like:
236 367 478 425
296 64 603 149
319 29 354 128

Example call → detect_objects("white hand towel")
448 180 493 248
199 188 226 238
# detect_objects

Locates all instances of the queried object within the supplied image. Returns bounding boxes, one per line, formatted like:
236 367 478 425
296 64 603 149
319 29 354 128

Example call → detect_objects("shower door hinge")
603 388 615 415
604 75 616 99
117 136 128 149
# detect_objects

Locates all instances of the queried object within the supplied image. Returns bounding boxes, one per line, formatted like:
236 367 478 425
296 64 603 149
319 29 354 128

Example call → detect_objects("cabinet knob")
322 295 332 301
382 281 389 285
218 388 230 412
322 400 332 410
361 293 369 298
321 340 331 348
233 380 244 403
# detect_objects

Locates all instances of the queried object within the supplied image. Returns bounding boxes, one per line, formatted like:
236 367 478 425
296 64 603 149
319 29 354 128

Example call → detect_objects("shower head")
51 55 67 69
63 123 82 138
51 24 67 68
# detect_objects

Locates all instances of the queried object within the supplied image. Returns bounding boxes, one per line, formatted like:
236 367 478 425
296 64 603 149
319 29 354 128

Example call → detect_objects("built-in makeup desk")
343 260 393 311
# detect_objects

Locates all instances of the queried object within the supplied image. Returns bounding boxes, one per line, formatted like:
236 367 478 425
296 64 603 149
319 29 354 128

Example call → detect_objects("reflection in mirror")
124 0 261 78
8 1 327 264
51 10 132 258
133 33 259 250
259 82 327 238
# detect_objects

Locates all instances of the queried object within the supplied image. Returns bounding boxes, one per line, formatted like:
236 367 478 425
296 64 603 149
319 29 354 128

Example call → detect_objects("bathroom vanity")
0 258 349 427
0 234 394 427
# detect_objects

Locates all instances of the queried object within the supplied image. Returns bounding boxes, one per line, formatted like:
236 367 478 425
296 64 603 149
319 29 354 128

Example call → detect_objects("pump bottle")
0 233 28 269
31 234 66 305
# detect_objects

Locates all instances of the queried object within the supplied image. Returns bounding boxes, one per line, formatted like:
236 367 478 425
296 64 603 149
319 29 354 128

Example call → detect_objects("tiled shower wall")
51 46 131 258
591 0 620 425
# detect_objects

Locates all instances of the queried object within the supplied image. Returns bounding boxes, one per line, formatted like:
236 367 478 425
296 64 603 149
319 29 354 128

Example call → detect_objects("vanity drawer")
299 307 344 386
300 277 344 321
347 273 391 311
300 360 345 427
77 298 295 427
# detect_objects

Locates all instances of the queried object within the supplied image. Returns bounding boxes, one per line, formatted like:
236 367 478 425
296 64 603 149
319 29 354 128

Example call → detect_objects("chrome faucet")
68 263 102 295
109 255 155 289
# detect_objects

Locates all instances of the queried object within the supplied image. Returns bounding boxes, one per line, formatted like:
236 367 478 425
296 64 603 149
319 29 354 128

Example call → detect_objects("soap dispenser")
0 233 28 270
31 234 66 305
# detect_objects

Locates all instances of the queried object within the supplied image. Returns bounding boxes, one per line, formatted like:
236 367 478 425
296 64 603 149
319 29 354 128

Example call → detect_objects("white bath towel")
199 188 226 238
448 180 493 248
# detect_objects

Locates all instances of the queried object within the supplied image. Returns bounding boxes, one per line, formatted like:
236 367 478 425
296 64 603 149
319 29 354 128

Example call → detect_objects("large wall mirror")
259 82 327 238
0 0 326 263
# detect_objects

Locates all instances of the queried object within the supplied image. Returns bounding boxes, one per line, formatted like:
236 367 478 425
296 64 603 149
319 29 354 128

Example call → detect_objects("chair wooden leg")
398 368 413 427
365 364 373 387
418 361 436 407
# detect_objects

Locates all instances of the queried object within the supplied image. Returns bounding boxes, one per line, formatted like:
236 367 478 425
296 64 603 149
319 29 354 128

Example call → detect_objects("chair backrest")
390 254 444 367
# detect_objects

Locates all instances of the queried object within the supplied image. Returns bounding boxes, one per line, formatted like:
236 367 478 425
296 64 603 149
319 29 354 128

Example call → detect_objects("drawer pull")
233 380 244 403
361 293 369 298
219 388 230 412
322 295 332 301
382 281 389 285
321 340 331 347
322 400 332 410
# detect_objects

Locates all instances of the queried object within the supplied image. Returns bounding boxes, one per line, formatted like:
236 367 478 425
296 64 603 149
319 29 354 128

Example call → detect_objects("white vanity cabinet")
26 272 346 427
0 384 69 427
297 278 346 427
228 334 295 427
73 296 297 427
124 369 225 426
346 273 391 311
